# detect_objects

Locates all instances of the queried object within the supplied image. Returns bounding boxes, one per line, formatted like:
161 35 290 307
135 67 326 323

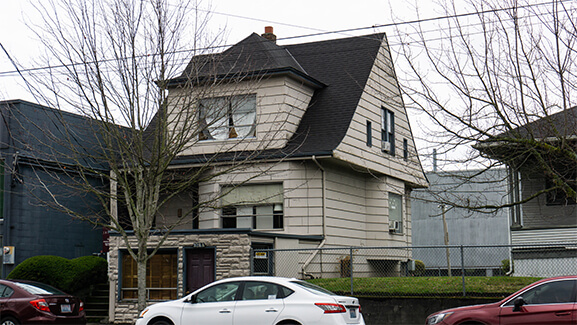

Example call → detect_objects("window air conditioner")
382 140 391 153
389 220 400 232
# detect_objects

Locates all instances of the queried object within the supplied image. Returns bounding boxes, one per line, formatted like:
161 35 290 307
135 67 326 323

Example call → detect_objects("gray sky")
0 0 483 170
0 0 445 100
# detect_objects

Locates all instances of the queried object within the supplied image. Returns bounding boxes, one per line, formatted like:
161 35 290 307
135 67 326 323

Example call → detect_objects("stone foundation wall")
107 233 251 323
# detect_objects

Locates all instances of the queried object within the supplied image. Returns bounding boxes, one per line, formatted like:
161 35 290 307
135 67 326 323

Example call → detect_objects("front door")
186 248 215 294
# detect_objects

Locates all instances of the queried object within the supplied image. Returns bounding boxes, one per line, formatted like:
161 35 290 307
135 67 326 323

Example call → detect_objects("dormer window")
199 94 256 140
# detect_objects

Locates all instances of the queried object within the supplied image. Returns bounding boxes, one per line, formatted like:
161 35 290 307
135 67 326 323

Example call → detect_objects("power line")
0 0 572 78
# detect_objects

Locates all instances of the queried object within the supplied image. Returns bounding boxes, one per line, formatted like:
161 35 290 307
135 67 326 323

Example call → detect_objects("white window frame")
200 94 256 140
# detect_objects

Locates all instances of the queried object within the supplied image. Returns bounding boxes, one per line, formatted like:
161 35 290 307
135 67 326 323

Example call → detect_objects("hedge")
7 255 107 296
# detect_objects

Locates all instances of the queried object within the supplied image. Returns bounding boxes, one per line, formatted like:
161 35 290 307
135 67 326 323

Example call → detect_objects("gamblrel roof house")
107 28 427 321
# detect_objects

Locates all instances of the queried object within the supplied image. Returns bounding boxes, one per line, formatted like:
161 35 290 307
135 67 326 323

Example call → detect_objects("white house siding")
514 257 577 277
510 229 577 278
511 228 577 245
334 35 426 189
168 75 315 156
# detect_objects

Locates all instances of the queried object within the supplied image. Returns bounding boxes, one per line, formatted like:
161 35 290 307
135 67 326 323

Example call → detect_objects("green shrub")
7 255 107 296
410 259 426 276
501 259 512 274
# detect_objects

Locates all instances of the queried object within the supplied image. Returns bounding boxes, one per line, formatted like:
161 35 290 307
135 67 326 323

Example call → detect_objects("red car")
0 279 86 325
426 275 577 325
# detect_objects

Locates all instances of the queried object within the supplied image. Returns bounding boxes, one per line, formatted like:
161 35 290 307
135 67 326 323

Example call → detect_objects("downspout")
301 156 327 278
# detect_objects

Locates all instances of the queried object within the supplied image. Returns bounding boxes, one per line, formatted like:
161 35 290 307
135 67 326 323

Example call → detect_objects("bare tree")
396 0 577 211
15 0 292 311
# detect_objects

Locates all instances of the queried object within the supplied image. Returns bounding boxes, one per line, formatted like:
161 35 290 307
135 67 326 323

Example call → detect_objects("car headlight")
426 312 453 325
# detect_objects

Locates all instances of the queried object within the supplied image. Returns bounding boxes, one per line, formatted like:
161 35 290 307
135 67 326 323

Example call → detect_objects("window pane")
518 280 576 305
389 193 402 222
222 184 283 206
121 252 177 300
256 205 274 229
242 282 280 300
197 282 240 303
200 97 229 140
232 95 256 138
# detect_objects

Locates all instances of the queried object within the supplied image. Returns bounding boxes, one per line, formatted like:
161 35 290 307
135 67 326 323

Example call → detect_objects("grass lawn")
309 276 542 298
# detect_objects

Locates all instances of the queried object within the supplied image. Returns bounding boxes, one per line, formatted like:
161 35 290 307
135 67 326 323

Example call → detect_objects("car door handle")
555 311 571 317
219 309 232 314
265 308 278 313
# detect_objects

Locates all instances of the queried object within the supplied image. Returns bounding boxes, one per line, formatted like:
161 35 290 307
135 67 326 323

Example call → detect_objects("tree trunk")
137 250 148 312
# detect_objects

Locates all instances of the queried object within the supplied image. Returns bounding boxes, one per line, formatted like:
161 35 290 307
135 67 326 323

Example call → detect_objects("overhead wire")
0 0 572 78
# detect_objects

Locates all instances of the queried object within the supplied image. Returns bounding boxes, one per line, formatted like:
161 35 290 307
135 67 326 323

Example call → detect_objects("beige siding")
177 159 411 248
334 35 427 188
168 75 314 156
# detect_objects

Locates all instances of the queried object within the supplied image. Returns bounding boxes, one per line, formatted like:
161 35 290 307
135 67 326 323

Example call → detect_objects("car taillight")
30 299 51 312
79 300 84 312
315 303 347 313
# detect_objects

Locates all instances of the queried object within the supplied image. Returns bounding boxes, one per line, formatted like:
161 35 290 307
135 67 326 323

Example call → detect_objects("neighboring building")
107 28 427 322
477 107 577 277
0 100 105 276
411 169 510 276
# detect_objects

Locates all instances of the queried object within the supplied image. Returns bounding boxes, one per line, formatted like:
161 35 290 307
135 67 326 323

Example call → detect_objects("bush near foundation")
7 255 107 297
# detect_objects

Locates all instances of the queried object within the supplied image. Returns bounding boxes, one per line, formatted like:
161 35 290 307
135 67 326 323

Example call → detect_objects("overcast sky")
0 0 481 170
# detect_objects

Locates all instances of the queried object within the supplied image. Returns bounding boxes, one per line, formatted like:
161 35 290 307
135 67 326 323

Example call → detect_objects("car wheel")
1 317 19 325
150 319 173 325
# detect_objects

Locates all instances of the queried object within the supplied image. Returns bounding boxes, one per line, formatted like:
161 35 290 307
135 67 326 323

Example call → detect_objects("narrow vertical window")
381 107 395 155
366 120 372 147
403 139 408 160
389 193 403 233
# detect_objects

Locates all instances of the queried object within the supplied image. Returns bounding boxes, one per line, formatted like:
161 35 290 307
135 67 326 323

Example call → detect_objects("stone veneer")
107 232 251 323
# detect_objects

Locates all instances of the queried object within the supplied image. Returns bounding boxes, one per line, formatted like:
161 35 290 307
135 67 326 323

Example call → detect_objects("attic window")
199 94 256 140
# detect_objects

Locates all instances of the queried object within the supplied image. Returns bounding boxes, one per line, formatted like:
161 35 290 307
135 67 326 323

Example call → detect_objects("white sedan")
136 276 365 325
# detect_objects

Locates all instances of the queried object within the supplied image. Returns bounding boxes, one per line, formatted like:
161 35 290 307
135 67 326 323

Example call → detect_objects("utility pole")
440 204 451 277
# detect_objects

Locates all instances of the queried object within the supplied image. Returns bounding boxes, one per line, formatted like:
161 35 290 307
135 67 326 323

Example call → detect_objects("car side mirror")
513 297 526 312
186 295 196 304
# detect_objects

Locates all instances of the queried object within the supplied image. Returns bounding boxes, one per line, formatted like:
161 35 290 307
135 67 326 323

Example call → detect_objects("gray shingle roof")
168 32 385 163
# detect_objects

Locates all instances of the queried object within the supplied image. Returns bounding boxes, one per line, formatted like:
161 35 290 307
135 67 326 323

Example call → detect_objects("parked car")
0 279 86 325
136 276 364 325
426 275 577 325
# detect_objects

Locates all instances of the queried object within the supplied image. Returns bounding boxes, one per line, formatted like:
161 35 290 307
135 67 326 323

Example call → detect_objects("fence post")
249 247 254 276
461 245 466 296
350 247 354 295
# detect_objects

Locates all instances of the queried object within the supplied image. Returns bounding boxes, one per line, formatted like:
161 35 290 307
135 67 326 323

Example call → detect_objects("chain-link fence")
250 243 577 297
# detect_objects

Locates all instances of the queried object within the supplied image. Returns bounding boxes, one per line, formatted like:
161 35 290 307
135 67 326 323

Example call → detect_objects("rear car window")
291 280 335 295
13 282 66 295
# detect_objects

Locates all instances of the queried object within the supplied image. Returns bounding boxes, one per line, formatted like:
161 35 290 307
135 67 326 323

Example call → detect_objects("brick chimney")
261 26 277 43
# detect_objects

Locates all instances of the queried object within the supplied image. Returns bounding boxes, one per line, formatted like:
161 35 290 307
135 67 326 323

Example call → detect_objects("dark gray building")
0 100 106 276
411 169 510 276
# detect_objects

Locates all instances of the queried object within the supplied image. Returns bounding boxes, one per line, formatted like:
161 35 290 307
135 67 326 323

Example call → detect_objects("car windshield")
13 282 65 295
291 280 335 296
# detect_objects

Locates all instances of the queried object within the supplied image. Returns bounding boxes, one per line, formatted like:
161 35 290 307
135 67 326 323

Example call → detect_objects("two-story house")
477 107 577 277
0 100 106 276
107 28 427 322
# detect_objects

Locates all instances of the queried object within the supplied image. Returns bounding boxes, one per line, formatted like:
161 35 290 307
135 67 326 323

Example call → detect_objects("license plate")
61 304 72 313
350 308 357 318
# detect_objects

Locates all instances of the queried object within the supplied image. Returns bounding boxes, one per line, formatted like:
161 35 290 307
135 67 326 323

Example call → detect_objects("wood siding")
168 76 314 156
183 160 412 248
520 168 577 229
334 35 427 188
